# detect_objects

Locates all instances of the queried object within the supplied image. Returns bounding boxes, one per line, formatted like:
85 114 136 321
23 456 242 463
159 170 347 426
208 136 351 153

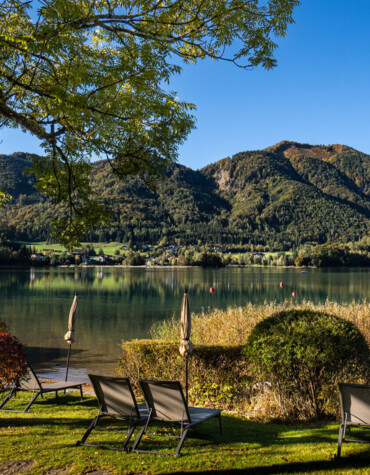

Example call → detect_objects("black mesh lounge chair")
336 383 370 458
0 362 84 413
131 380 222 456
76 374 149 451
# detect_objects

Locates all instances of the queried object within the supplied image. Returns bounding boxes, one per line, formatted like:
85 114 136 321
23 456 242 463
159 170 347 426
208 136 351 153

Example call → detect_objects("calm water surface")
1 266 368 381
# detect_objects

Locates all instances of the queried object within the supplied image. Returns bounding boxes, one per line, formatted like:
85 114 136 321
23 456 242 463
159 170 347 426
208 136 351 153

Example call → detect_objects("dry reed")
151 300 370 346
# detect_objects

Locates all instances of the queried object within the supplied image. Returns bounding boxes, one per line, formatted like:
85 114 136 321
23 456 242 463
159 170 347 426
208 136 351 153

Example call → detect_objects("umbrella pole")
65 344 71 382
185 356 189 405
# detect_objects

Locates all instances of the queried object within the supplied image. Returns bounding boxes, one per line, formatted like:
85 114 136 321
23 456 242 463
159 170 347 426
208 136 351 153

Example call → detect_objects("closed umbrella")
179 288 193 404
64 292 78 381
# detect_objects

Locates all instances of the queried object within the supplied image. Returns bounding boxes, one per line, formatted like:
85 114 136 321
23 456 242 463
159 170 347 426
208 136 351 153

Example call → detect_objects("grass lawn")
0 392 369 474
17 242 125 255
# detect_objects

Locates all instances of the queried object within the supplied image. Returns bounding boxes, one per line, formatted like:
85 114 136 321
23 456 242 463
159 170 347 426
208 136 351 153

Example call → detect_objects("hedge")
118 340 253 409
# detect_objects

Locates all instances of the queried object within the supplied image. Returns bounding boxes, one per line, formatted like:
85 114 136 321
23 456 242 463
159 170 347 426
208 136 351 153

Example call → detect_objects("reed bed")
151 299 370 346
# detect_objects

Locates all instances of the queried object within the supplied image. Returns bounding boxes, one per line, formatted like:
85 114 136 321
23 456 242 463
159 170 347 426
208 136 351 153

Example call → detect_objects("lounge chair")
336 382 370 458
131 380 222 456
76 374 149 451
0 362 84 413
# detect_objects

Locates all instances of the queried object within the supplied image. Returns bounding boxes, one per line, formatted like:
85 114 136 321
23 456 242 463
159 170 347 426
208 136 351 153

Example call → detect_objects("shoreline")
2 263 369 269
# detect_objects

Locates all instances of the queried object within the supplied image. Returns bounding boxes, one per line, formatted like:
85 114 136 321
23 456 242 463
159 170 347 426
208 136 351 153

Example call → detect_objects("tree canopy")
0 0 300 248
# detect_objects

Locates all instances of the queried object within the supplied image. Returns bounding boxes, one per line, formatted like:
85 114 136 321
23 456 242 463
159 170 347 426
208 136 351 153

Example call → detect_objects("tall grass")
151 300 370 346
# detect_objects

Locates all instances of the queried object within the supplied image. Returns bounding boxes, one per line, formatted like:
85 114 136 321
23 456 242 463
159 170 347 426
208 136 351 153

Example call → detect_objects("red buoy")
280 282 284 288
210 286 214 294
292 291 296 297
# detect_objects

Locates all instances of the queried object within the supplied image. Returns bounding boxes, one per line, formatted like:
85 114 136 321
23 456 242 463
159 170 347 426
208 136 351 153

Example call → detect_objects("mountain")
0 152 40 200
0 141 368 248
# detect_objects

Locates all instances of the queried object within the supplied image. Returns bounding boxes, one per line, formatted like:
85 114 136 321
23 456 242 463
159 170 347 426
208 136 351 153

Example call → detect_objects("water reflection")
1 267 368 381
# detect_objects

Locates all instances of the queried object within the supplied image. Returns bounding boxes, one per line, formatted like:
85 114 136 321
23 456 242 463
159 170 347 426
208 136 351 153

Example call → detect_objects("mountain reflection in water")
1 266 368 381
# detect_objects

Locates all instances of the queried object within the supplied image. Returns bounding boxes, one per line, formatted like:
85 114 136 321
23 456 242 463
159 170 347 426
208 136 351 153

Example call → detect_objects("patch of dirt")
0 459 35 474
84 471 113 474
43 468 72 474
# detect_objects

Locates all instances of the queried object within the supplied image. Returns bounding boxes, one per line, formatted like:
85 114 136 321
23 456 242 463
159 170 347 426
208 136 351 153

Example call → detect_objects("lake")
1 266 368 382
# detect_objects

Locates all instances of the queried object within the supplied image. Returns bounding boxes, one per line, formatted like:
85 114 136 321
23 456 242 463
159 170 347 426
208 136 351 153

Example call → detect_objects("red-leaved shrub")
0 321 27 389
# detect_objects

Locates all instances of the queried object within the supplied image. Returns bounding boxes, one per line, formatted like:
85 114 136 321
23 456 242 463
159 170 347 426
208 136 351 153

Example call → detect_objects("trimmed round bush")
243 310 370 420
0 321 27 390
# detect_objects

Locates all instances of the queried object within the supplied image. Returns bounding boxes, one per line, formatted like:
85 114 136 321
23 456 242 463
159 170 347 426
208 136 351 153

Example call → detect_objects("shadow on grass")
0 394 98 429
175 458 370 474
0 416 92 431
191 415 337 446
1 401 369 464
0 407 340 443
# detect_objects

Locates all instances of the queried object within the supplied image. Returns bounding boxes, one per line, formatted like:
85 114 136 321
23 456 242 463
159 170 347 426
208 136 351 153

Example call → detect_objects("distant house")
31 253 44 261
97 255 106 263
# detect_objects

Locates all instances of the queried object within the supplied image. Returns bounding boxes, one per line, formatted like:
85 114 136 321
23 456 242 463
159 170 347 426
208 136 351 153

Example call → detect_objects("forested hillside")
0 141 368 249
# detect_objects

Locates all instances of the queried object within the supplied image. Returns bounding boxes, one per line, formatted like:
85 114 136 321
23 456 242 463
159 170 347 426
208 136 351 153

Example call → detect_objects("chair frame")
336 382 370 458
0 362 84 413
76 374 148 452
131 380 222 456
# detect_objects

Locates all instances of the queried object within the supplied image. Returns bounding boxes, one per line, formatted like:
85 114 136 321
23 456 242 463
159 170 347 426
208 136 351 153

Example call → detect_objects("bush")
0 321 27 390
193 252 224 267
118 340 252 409
243 310 370 420
125 251 145 266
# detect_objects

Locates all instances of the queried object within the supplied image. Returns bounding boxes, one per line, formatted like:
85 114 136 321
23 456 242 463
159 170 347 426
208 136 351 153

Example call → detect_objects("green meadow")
0 392 369 474
19 241 125 255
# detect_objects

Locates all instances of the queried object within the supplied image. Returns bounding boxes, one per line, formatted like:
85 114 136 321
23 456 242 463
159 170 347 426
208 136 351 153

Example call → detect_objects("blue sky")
1 0 370 170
